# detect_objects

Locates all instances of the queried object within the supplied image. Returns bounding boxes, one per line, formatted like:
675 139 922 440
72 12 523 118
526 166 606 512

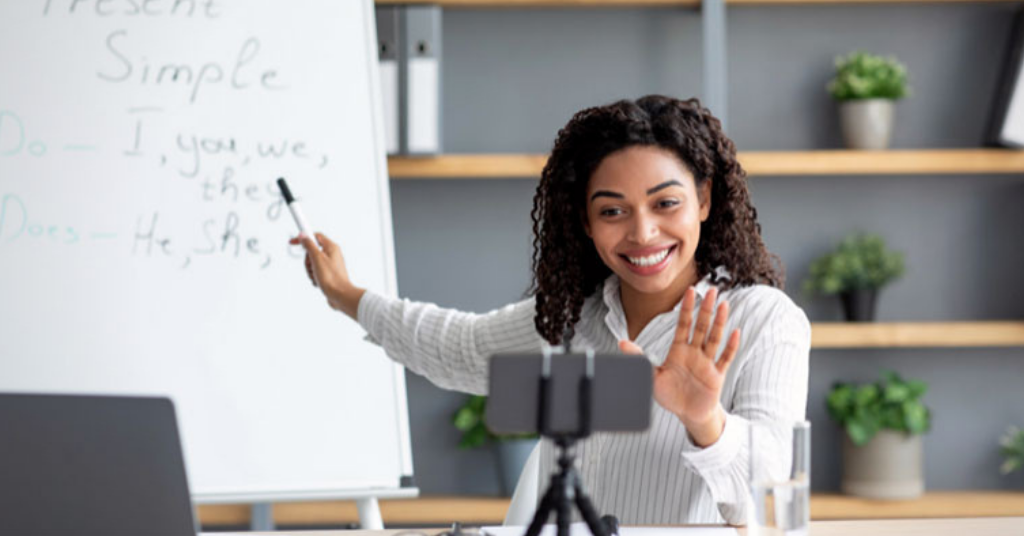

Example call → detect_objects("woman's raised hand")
289 233 365 319
618 286 740 447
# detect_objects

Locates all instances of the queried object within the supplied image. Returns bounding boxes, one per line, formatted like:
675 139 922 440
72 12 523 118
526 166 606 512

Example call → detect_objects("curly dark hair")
529 95 783 345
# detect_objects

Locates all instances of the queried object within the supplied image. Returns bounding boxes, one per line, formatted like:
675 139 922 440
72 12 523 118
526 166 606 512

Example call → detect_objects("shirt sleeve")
678 293 811 525
357 290 544 395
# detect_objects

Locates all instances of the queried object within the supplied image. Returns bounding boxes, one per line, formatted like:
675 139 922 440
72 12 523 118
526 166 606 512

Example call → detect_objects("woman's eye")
599 207 623 217
656 199 680 209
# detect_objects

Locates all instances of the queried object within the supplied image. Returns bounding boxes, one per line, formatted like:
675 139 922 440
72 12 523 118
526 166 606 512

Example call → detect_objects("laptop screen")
0 393 197 536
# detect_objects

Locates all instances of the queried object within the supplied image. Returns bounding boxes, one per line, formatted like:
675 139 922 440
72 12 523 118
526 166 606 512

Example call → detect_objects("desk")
209 517 1024 536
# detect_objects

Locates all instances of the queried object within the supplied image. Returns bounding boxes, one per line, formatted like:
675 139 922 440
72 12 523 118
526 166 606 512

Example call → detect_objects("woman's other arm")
677 289 811 525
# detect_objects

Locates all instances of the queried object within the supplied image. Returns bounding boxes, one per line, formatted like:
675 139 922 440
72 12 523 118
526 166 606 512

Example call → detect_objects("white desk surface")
207 516 1024 536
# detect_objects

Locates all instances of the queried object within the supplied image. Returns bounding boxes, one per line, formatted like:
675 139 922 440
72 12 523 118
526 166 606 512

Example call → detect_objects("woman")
293 95 809 525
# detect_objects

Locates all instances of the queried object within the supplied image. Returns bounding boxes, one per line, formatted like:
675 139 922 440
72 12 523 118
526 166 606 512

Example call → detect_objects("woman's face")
584 145 710 300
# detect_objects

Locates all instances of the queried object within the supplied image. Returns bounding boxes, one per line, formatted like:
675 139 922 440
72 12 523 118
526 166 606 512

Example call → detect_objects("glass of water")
747 420 811 536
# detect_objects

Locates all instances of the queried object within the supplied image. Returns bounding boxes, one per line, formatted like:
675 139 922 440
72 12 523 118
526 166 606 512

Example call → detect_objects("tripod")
523 350 615 536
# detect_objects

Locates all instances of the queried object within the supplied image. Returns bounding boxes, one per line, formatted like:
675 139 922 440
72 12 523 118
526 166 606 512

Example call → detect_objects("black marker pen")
277 178 316 240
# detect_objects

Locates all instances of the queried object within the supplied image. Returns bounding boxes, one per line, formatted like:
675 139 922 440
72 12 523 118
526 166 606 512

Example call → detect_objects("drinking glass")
748 420 811 536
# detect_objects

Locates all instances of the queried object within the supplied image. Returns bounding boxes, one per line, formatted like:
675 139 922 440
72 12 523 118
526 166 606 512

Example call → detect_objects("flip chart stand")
248 498 384 531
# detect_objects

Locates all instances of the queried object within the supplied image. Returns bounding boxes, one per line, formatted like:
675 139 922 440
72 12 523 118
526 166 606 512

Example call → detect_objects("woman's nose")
628 212 658 243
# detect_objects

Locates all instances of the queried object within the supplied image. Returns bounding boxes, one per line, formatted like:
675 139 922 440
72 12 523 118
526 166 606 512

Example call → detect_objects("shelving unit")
197 493 1024 527
367 0 1024 513
388 149 1024 178
811 321 1024 349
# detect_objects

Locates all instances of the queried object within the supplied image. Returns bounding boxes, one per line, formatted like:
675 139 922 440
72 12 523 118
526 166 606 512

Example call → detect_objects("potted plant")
828 50 910 150
826 371 931 499
1000 426 1024 477
453 395 538 496
803 232 905 322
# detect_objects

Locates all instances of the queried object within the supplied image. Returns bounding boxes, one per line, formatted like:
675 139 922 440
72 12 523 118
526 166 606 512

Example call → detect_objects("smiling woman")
292 95 810 526
530 96 784 347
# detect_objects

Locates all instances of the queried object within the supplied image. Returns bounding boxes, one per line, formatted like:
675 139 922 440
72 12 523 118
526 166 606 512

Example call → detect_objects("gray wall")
388 4 1024 495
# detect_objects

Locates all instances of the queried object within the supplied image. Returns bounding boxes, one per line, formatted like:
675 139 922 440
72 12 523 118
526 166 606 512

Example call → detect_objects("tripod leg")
574 481 609 536
556 479 571 536
524 481 557 536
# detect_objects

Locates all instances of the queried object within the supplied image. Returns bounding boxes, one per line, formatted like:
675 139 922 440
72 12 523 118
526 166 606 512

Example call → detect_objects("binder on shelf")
375 6 401 155
403 6 442 155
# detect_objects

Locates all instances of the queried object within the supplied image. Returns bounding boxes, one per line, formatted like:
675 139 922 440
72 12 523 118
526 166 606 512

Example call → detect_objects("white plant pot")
839 99 895 150
496 438 537 496
841 430 924 499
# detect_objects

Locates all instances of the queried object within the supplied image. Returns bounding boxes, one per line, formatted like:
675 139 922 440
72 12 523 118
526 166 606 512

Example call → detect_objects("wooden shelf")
376 0 1020 6
388 154 548 178
811 492 1024 520
811 321 1024 349
377 0 700 6
197 492 1024 526
388 149 1024 179
742 149 1024 176
197 496 510 527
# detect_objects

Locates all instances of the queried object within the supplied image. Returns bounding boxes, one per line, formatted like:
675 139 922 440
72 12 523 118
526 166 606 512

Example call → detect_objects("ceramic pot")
839 99 895 150
842 430 924 499
840 289 878 322
496 438 537 496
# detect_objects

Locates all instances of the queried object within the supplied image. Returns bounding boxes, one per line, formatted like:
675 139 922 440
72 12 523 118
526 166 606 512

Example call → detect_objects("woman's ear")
699 180 712 222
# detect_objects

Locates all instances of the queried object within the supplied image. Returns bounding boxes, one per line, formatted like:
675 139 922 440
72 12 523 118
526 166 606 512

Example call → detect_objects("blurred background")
384 2 1024 499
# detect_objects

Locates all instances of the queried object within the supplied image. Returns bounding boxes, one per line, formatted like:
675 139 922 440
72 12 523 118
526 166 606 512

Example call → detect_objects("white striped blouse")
357 274 810 525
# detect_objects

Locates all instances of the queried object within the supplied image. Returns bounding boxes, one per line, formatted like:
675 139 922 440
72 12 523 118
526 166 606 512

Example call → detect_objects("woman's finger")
702 301 730 357
715 329 742 373
673 287 697 346
316 232 339 256
691 287 718 347
304 253 317 287
618 339 645 355
300 235 329 275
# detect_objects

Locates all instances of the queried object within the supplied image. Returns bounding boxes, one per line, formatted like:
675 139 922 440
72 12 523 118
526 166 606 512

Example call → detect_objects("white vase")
839 99 895 150
496 438 538 496
841 430 924 499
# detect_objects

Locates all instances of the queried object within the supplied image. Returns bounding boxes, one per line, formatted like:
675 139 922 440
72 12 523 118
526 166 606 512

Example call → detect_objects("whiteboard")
0 0 415 503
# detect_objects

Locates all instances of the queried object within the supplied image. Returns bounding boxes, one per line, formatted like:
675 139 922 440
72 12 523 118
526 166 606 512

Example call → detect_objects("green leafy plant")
804 233 905 296
826 370 931 447
828 51 910 101
452 395 537 449
1000 426 1024 475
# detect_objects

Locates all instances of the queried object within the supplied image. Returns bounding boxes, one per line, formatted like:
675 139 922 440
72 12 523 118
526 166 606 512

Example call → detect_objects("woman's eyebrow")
589 181 684 204
646 180 683 195
590 190 625 202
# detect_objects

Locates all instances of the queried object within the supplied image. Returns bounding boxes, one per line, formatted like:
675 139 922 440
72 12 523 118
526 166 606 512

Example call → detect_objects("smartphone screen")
486 353 652 435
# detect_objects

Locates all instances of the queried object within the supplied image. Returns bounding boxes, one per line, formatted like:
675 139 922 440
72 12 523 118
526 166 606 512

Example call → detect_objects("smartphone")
486 353 653 435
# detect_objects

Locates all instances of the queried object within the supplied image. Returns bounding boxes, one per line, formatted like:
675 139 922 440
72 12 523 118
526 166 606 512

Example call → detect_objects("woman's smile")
620 244 678 275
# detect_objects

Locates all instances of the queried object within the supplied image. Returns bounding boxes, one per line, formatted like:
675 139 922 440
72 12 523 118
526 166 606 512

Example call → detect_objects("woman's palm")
621 286 740 427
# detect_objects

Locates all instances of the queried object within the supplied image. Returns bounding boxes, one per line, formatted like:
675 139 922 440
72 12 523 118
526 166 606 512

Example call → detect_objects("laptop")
0 393 198 536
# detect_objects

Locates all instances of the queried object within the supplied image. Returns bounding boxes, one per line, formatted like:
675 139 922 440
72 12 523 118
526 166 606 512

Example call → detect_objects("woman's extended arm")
293 233 542 394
